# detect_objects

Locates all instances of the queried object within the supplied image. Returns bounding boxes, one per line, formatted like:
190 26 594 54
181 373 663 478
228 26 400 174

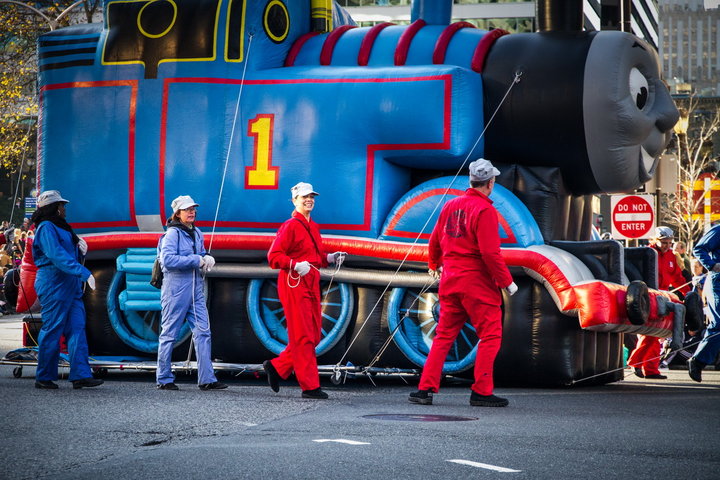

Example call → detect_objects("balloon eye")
629 67 649 110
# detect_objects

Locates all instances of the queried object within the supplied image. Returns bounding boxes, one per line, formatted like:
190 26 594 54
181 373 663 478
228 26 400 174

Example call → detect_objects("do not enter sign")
610 195 655 239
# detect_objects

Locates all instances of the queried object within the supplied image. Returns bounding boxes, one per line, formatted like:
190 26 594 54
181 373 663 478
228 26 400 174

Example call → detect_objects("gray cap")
469 158 501 182
37 190 69 208
171 195 199 212
655 226 674 239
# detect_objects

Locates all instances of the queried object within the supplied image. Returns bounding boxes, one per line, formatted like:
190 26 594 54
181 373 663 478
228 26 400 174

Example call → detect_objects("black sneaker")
157 382 179 390
633 367 645 378
302 388 328 399
35 380 59 389
688 357 706 383
263 360 281 393
469 392 509 407
199 382 228 390
71 378 104 389
644 373 667 380
408 389 433 405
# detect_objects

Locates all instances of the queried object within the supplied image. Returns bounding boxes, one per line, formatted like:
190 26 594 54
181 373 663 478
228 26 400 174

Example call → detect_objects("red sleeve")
267 221 295 270
476 208 513 289
428 211 444 271
673 264 690 295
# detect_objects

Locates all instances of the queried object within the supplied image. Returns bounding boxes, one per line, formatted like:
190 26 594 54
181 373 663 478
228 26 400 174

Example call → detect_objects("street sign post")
610 194 655 240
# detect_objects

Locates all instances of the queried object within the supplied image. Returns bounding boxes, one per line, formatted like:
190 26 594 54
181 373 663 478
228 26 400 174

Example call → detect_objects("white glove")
78 238 88 255
202 255 216 273
504 281 518 296
86 274 96 291
293 260 311 277
327 251 347 266
712 263 720 273
428 268 441 280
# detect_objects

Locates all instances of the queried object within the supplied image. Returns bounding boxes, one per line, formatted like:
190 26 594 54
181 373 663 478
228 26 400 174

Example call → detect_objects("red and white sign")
611 195 655 239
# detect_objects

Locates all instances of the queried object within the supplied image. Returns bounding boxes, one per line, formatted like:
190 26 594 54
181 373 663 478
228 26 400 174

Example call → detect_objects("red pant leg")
627 335 661 376
418 293 467 393
272 272 322 391
462 299 502 396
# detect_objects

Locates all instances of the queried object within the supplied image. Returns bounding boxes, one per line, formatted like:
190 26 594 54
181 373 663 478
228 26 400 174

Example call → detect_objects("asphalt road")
1 315 719 480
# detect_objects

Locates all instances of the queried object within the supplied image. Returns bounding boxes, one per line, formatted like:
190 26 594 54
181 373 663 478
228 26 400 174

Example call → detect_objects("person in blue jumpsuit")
32 190 103 389
156 195 227 391
689 224 720 382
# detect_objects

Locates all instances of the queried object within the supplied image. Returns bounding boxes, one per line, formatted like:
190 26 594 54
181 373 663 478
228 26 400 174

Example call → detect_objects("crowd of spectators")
0 217 33 315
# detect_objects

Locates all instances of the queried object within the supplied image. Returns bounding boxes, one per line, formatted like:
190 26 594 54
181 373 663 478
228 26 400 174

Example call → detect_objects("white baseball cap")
291 182 319 198
37 190 69 208
171 195 199 212
469 158 501 182
655 226 674 239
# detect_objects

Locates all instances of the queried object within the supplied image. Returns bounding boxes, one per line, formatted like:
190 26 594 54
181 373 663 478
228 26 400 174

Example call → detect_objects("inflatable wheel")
625 280 649 326
207 278 271 362
683 291 704 332
85 262 146 356
106 270 192 354
387 287 477 374
13 366 22 378
246 278 353 356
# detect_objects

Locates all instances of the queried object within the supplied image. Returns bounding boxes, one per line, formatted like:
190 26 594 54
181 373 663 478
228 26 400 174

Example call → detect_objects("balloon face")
583 31 679 193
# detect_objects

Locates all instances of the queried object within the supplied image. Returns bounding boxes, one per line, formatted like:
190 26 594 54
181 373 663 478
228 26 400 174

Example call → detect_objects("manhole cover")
362 414 478 422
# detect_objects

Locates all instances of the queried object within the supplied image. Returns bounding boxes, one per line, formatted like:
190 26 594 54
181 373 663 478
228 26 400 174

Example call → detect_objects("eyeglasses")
181 207 197 212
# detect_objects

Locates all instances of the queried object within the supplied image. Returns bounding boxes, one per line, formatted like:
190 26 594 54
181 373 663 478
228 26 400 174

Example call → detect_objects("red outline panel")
41 81 138 229
394 19 426 66
382 187 517 244
285 31 322 66
432 21 475 64
497 215 517 244
358 22 395 66
159 75 452 229
470 28 508 73
383 188 464 239
244 114 279 190
320 25 356 65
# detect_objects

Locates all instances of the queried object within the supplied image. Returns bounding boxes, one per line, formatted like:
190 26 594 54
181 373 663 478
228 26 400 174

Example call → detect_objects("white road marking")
313 439 371 445
447 459 521 473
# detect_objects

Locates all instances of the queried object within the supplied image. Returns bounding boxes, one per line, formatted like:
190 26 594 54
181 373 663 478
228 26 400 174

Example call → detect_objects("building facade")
659 0 720 95
339 1 661 49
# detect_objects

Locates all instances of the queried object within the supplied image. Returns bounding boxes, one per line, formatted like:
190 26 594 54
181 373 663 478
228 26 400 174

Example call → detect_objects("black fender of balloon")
550 240 624 284
624 247 658 290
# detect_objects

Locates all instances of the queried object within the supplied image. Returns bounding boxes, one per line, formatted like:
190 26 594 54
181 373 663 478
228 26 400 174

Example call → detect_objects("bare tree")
663 96 720 250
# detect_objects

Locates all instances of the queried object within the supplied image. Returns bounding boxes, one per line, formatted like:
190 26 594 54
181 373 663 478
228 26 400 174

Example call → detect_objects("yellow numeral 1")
246 114 279 189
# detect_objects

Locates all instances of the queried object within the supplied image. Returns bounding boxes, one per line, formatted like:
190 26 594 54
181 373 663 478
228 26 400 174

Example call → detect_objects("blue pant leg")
696 274 720 365
36 297 67 382
63 297 92 381
694 314 720 365
185 288 216 385
157 297 189 384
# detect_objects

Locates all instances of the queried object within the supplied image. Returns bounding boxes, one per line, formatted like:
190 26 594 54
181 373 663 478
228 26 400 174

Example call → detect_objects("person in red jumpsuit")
408 159 517 407
628 226 690 379
262 182 346 399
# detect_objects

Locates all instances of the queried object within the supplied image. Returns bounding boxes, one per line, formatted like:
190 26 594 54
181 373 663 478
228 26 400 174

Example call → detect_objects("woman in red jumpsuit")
262 182 345 399
628 226 690 379
409 159 517 407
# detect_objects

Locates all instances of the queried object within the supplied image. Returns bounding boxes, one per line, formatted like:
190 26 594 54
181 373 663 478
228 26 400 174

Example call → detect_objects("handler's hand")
86 274 96 291
78 238 88 255
294 261 311 277
202 255 216 273
505 282 518 296
327 252 347 266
